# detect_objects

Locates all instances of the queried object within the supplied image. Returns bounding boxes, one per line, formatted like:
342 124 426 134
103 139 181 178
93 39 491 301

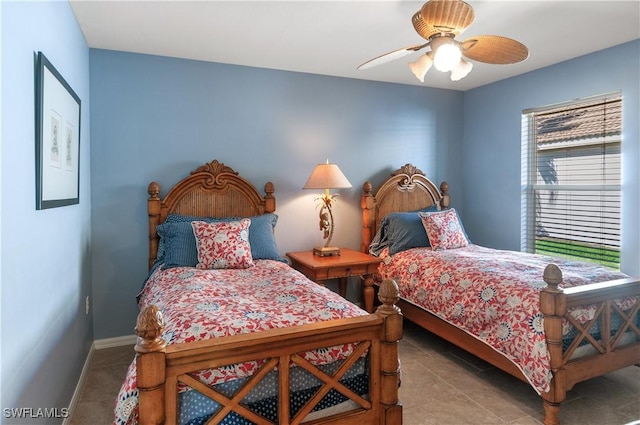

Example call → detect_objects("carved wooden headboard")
360 163 449 252
147 159 275 269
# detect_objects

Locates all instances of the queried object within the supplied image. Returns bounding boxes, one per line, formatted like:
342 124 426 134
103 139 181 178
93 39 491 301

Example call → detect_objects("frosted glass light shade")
434 43 462 72
450 59 473 81
408 53 434 82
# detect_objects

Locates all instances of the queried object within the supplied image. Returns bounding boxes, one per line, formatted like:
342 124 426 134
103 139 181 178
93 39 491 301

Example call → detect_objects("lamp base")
313 246 341 257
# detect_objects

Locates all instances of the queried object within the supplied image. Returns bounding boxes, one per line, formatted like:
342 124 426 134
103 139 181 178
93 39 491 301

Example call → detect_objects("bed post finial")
148 182 160 200
264 181 276 213
543 263 563 292
135 305 167 425
135 305 167 353
363 181 372 196
377 278 401 316
376 278 403 424
439 181 450 209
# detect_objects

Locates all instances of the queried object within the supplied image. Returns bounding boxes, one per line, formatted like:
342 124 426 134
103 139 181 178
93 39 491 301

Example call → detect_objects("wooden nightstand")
286 248 382 313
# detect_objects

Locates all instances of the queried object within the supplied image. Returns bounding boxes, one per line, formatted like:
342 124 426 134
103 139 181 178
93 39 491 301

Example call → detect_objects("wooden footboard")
540 264 640 425
134 279 403 425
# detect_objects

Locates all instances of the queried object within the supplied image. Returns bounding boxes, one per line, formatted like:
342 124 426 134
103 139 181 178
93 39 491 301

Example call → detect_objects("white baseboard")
64 335 136 424
63 341 95 425
94 334 136 349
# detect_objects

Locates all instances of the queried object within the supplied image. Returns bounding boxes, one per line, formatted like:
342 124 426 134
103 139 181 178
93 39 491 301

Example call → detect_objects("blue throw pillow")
157 213 285 269
369 205 441 256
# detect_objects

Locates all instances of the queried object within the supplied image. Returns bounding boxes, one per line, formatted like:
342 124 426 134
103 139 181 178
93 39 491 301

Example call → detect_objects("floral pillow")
191 219 254 269
419 208 469 250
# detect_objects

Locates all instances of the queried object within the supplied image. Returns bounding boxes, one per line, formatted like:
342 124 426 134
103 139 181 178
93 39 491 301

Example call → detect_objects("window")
521 93 622 269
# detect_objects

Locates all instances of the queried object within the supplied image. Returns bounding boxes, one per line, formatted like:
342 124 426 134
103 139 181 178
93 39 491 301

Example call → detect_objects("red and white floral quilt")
377 244 630 394
114 260 367 424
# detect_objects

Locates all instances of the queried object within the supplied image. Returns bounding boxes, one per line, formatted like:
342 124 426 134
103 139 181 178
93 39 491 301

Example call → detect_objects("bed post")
264 181 276 213
148 182 161 270
539 264 566 425
376 278 403 424
439 182 450 209
361 181 375 252
135 305 167 425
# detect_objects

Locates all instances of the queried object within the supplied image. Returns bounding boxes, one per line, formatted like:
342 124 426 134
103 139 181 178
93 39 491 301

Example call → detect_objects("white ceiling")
70 1 640 91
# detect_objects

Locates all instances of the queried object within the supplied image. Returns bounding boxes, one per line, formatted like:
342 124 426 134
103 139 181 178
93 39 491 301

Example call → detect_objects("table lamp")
303 160 352 256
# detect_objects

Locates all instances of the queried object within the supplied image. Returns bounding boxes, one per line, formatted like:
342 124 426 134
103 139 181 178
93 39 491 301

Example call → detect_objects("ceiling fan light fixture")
433 41 462 72
357 0 529 84
450 58 473 81
408 52 434 82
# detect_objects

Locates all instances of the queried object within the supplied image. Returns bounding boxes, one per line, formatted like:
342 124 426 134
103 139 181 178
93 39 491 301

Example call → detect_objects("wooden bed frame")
134 159 403 425
360 163 640 425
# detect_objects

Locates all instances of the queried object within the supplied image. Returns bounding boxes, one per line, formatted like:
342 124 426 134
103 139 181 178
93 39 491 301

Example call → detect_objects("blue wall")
462 40 640 277
89 50 464 338
1 1 92 422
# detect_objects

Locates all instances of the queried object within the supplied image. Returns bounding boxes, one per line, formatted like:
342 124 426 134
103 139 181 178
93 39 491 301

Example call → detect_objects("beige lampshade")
303 162 352 190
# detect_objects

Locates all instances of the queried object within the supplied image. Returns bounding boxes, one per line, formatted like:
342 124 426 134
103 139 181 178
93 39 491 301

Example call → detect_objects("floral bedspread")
377 244 629 394
115 260 367 424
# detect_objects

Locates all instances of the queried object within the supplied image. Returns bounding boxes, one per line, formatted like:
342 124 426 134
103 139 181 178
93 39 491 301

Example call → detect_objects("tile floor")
70 321 640 425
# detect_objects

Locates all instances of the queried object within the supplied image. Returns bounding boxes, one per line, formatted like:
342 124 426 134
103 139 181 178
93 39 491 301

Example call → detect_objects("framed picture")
35 51 81 209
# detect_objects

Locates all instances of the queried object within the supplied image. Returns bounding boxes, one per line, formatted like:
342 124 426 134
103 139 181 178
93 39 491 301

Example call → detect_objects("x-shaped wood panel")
563 298 640 362
175 341 372 425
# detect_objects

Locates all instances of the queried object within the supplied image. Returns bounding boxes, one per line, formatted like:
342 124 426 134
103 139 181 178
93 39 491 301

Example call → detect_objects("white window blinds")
521 93 622 269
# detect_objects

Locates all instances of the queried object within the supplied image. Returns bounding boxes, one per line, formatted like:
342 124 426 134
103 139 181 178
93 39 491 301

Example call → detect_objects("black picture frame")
35 51 81 210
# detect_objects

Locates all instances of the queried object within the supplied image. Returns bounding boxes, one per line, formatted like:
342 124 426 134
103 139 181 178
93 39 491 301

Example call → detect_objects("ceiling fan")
358 0 529 82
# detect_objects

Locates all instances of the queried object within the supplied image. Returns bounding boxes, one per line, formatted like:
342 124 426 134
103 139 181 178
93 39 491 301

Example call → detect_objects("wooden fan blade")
461 35 529 64
415 0 475 39
357 43 428 70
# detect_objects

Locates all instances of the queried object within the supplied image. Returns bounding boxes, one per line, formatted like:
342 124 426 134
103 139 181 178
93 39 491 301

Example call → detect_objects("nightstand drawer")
320 263 378 280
